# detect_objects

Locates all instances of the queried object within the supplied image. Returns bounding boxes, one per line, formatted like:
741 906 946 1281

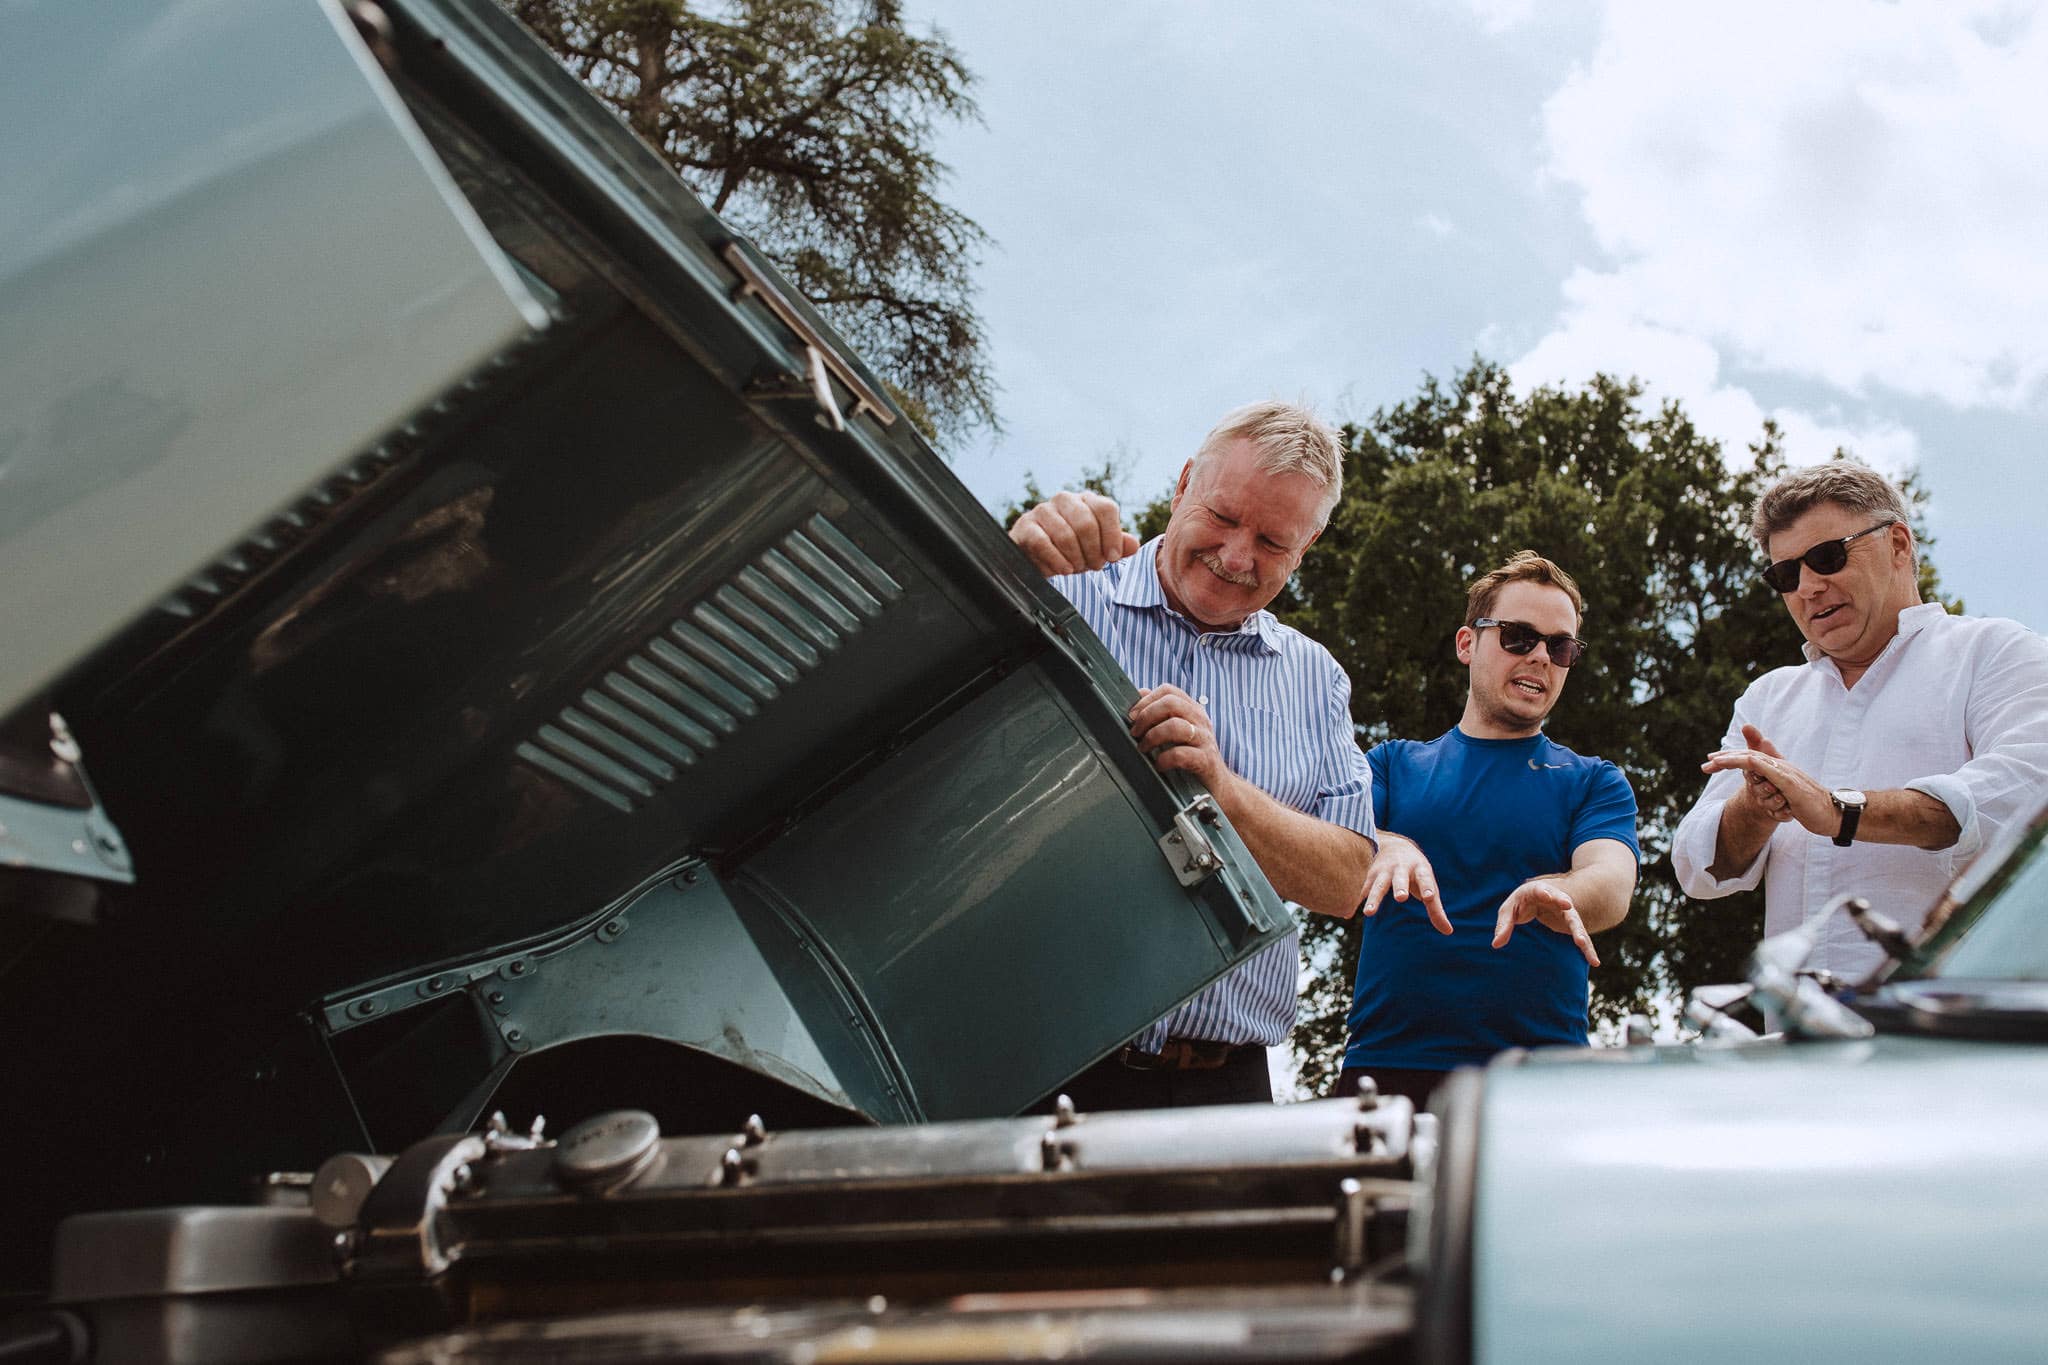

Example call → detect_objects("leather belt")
1117 1039 1264 1071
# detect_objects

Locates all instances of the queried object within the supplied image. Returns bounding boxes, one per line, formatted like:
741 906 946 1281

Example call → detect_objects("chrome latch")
721 242 896 432
1159 795 1224 886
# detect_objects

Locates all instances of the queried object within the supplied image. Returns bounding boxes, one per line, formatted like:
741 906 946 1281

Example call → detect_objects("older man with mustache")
1008 400 1377 1109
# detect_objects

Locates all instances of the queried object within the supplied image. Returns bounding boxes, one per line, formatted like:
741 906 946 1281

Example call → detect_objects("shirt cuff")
1902 774 1980 861
1673 798 1766 896
1314 790 1377 849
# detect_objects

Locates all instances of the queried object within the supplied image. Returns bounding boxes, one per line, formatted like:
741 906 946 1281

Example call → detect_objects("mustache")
1196 552 1259 587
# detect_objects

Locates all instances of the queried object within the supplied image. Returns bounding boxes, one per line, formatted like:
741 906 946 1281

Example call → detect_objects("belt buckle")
1118 1045 1169 1071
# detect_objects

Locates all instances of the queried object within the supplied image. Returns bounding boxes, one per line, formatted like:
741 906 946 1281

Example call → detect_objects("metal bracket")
720 241 896 432
1158 795 1225 886
0 714 134 885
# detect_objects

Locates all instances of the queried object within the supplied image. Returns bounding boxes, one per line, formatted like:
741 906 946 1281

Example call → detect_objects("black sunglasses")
1760 519 1896 593
1473 618 1585 667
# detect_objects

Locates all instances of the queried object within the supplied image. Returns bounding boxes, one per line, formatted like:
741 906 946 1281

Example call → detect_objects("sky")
904 0 2045 634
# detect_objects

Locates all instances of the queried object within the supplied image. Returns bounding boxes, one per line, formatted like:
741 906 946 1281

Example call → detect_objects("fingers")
1745 771 1793 820
1007 493 1131 577
1422 876 1452 936
1359 855 1451 934
1132 714 1205 755
1361 864 1392 917
1127 686 1220 782
1089 496 1123 567
1492 882 1576 950
1127 685 1201 739
1128 687 1212 735
1565 907 1599 966
1741 724 1783 759
1007 516 1069 577
1064 493 1106 569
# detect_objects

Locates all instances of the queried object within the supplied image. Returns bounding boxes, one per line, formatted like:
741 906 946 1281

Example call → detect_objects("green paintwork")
0 0 1291 1274
0 0 545 713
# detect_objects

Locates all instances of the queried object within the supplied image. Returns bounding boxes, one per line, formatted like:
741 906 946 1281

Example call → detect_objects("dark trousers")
1031 1044 1273 1113
1335 1065 1451 1111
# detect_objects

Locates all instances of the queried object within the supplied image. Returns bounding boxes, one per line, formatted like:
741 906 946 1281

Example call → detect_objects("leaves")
508 0 995 444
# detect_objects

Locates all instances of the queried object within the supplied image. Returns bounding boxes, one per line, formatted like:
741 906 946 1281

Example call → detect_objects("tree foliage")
507 0 995 442
1272 360 1952 1093
997 444 1142 532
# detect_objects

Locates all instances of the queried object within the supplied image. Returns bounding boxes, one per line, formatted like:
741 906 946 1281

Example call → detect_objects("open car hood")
0 0 1289 1282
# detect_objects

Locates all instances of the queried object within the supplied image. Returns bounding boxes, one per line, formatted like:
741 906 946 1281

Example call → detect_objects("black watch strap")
1832 798 1863 847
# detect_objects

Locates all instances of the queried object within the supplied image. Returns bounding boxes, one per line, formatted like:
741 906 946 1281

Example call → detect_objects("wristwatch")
1830 788 1867 846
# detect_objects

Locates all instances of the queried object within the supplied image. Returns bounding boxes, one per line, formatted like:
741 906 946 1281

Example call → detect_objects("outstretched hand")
1360 833 1453 934
1493 879 1598 966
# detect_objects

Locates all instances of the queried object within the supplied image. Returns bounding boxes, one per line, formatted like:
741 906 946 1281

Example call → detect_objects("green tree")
998 443 1142 531
1280 360 1953 1093
506 0 994 443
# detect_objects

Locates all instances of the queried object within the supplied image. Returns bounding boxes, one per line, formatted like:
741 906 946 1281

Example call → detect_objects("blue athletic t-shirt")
1344 728 1640 1072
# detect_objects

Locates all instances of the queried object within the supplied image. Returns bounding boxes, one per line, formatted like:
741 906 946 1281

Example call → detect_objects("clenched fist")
1009 491 1142 577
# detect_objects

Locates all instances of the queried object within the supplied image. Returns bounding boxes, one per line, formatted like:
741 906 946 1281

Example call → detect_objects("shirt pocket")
1214 701 1321 812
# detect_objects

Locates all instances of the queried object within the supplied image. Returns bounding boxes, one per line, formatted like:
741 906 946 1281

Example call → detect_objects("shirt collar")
1111 536 1283 654
1799 600 1946 665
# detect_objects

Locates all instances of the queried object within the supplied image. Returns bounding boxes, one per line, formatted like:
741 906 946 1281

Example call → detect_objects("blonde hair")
1189 400 1344 526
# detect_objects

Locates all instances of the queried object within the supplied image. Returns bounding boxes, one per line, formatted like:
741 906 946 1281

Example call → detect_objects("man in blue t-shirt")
1338 551 1640 1109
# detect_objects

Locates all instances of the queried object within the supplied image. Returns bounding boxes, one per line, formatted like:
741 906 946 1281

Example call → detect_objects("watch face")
1831 788 1867 808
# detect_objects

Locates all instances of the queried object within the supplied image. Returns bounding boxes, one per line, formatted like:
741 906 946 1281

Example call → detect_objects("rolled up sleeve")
1311 660 1377 847
1672 710 1767 898
1902 626 2048 863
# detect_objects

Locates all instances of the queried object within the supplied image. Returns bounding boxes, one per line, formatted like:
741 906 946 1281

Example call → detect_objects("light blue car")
1417 795 2048 1365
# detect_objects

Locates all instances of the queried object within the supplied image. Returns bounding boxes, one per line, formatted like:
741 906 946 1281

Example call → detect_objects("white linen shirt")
1051 537 1377 1050
1672 604 2048 978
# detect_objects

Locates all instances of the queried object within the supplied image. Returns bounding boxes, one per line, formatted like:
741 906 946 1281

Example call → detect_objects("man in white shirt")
1672 462 2048 979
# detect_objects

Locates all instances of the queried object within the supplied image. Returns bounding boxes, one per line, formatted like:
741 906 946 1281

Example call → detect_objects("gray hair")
1750 461 1914 551
1189 400 1345 527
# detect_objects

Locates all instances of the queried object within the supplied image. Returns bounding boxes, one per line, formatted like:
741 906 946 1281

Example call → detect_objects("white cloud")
1461 0 1539 35
1512 0 2048 456
1510 276 1922 473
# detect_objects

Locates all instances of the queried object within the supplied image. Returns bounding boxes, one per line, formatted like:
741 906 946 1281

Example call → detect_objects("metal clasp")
721 242 896 432
1159 795 1225 886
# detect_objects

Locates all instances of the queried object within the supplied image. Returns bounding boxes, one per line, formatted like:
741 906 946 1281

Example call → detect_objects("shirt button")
1198 695 1210 708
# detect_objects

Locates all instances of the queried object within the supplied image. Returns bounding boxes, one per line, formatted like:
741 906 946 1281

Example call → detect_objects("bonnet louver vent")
515 514 903 812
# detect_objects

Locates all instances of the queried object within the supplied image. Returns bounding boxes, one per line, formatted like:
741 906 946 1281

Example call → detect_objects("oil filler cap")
552 1109 661 1191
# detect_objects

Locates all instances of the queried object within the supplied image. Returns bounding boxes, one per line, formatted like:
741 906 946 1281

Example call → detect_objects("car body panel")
1472 985 2048 1361
0 0 547 712
0 0 1290 1288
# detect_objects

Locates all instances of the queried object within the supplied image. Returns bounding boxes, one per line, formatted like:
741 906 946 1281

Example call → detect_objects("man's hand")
1703 723 1839 837
1493 880 1598 966
1128 685 1228 790
1360 833 1452 935
1008 491 1142 577
1714 724 1799 827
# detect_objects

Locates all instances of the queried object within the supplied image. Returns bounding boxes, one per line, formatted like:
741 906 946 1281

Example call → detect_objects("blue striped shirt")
1051 537 1376 1050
